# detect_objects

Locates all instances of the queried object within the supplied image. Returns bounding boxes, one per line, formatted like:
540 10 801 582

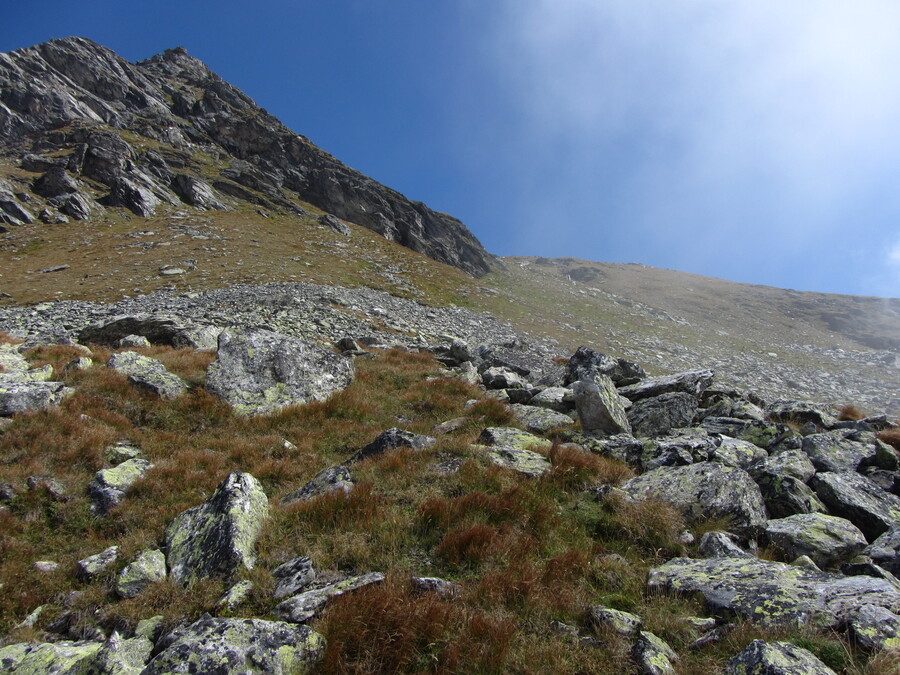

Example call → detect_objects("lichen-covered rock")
632 630 678 675
481 366 527 390
76 545 118 582
754 473 829 519
571 431 644 468
627 392 699 438
811 471 900 541
0 640 103 674
272 556 316 599
618 369 714 402
801 430 876 473
205 329 354 415
281 465 353 504
106 351 187 400
165 472 269 584
764 513 867 568
766 400 839 430
865 526 900 575
724 639 837 674
116 549 166 598
564 346 646 386
79 314 220 350
143 615 324 674
701 417 797 452
640 428 718 471
478 427 552 452
711 436 767 469
509 403 574 434
529 386 573 413
349 428 436 463
102 441 142 465
748 449 816 483
88 458 153 515
217 580 254 610
0 380 72 416
622 462 767 532
485 445 552 477
588 606 643 637
848 604 900 651
648 557 900 628
572 376 631 435
275 573 385 623
89 632 153 674
698 531 754 559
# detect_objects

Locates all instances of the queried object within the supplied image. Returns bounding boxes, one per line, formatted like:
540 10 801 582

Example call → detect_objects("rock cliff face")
0 37 492 276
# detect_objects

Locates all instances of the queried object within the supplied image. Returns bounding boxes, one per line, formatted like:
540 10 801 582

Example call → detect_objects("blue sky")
4 1 900 297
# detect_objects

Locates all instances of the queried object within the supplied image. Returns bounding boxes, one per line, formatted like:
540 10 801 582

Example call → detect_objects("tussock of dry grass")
877 428 900 452
837 404 866 422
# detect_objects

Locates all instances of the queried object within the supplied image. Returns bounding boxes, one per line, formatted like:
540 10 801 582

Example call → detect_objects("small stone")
117 549 166 598
76 546 119 582
217 580 254 610
272 557 317 599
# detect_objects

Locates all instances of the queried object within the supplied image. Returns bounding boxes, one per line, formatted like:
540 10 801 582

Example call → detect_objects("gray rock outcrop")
724 640 837 675
572 376 631 435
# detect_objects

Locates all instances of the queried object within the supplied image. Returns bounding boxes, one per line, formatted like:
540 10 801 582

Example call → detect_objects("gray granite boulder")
848 604 900 651
0 380 72 416
165 472 269 584
476 427 552 477
206 329 354 415
564 346 646 385
763 513 867 568
711 436 767 469
144 615 324 673
627 392 698 438
724 640 837 675
529 386 574 413
618 369 714 402
811 471 900 541
116 549 166 598
864 526 900 575
107 351 187 400
509 403 574 434
698 531 754 559
88 458 153 515
76 545 118 582
632 630 677 674
272 556 316 599
275 572 385 623
572 376 631 435
801 430 876 473
622 462 767 532
648 556 900 628
754 473 828 519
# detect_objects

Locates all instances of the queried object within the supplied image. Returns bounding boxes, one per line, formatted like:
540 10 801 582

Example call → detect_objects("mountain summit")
0 37 492 276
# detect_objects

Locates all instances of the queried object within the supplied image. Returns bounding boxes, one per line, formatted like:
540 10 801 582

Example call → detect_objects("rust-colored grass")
837 405 866 422
877 428 900 452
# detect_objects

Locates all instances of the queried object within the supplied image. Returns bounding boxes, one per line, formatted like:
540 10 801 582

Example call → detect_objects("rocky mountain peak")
0 37 492 276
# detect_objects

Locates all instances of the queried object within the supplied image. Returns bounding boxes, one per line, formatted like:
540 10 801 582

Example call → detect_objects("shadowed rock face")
0 37 493 276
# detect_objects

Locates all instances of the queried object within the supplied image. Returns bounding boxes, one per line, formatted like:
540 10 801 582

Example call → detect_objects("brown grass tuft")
436 524 500 566
837 405 866 422
877 428 900 452
548 442 634 490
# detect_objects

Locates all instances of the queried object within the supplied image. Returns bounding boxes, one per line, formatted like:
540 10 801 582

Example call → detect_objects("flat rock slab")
165 472 269 584
0 380 72 416
764 513 867 568
0 641 103 674
144 615 325 674
725 640 837 675
627 392 698 438
802 430 875 473
205 329 354 415
811 471 900 541
509 403 574 434
107 351 187 400
476 426 552 477
648 556 900 628
622 462 767 532
275 572 385 623
618 369 714 402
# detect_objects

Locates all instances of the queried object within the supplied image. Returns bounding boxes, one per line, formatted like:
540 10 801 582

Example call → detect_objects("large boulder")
766 400 838 429
627 392 698 438
165 472 269 584
763 513 868 568
710 436 767 469
106 351 187 400
724 640 837 675
864 526 900 575
564 346 646 385
88 458 153 515
79 314 220 350
143 615 324 673
810 472 900 541
572 376 631 435
509 403 574 434
648 556 900 628
621 462 767 532
848 604 900 651
0 641 103 673
754 473 829 519
0 380 72 416
205 329 354 415
801 430 876 474
618 369 714 402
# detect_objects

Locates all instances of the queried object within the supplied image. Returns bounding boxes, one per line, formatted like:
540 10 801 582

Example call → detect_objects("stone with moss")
701 417 797 452
724 639 837 674
0 640 103 674
621 462 767 532
764 513 867 568
116 549 166 598
848 604 900 651
478 427 552 452
572 375 631 435
509 403 574 434
106 351 187 400
275 572 385 623
143 615 324 674
205 329 354 415
165 472 269 584
648 557 900 628
87 632 153 674
587 605 643 637
103 441 142 465
76 545 118 581
281 465 353 504
627 392 698 438
754 473 827 519
88 458 153 515
217 580 254 610
712 436 767 469
632 630 677 674
135 616 165 642
801 430 875 473
811 471 900 541
0 380 72 416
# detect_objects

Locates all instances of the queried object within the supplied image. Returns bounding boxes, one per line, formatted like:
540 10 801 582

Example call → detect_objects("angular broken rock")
648 556 900 628
281 465 353 504
116 549 166 598
621 462 767 532
572 376 631 435
801 430 876 473
205 329 354 415
88 458 153 515
810 471 900 541
165 472 269 584
763 513 867 568
724 640 837 675
848 604 900 651
143 615 325 674
349 427 436 463
632 630 677 675
864 525 900 575
476 426 552 477
509 403 574 434
0 380 72 416
76 546 119 582
618 369 714 402
275 572 385 623
627 391 698 438
564 346 646 386
273 556 317 599
106 351 187 400
79 314 220 350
